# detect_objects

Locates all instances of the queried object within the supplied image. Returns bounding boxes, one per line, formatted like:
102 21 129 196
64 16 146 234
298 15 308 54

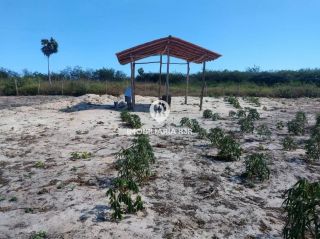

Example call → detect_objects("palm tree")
41 38 58 85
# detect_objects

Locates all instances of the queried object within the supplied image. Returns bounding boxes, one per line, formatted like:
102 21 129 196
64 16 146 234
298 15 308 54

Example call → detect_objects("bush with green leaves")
31 231 47 239
203 109 213 119
211 113 221 121
217 135 242 161
305 131 320 161
207 127 225 146
238 117 254 133
120 110 131 122
256 124 272 139
116 134 155 181
245 97 261 107
236 109 247 118
108 134 154 221
287 111 307 135
276 121 285 130
180 117 191 127
243 153 270 182
225 96 241 109
190 119 201 133
120 111 142 129
70 151 93 160
282 179 320 239
197 127 207 139
106 178 143 221
247 108 260 121
282 136 297 151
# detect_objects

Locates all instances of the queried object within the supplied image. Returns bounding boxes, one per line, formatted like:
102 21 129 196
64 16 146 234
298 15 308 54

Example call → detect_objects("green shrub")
207 127 225 146
203 109 213 119
217 135 242 161
180 117 191 127
106 178 143 221
238 117 254 133
256 124 272 139
243 153 270 182
127 114 142 128
190 119 201 133
305 137 320 161
247 108 260 121
245 97 261 107
120 111 131 122
287 111 307 135
283 179 320 239
276 121 285 130
31 231 47 239
211 113 221 121
282 136 297 151
236 109 247 118
225 96 241 109
70 151 93 160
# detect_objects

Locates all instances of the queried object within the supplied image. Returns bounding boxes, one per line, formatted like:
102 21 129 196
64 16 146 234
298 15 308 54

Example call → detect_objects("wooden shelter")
116 35 221 110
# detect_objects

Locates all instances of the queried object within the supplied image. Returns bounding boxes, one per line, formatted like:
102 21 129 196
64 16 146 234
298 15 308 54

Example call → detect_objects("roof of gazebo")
116 35 221 65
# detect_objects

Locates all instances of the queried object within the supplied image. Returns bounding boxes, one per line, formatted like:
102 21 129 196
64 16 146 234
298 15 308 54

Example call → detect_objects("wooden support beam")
130 61 136 111
185 62 190 104
158 54 162 99
165 52 170 103
199 61 206 111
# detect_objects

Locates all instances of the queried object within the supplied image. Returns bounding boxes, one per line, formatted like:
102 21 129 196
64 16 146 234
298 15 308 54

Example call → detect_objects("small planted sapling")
207 127 225 146
243 153 270 182
217 135 242 161
282 136 297 151
211 113 221 121
203 109 213 119
287 111 307 135
256 124 272 139
282 179 320 239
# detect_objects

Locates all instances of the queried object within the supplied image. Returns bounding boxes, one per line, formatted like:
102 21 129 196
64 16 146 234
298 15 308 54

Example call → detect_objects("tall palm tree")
41 38 58 85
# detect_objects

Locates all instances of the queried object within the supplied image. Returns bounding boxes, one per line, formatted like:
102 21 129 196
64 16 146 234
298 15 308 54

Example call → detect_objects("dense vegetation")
1 67 320 97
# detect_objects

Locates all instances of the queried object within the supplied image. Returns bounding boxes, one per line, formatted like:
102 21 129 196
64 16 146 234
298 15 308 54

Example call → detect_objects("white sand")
0 95 319 239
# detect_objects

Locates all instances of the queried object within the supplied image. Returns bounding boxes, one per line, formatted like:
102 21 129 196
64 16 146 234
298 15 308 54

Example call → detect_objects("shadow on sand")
59 101 151 113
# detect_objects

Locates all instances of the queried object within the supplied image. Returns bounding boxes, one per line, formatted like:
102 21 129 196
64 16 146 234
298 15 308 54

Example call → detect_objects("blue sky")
0 0 319 75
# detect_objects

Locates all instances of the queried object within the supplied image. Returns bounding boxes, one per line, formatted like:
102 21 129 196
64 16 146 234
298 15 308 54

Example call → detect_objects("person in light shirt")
124 87 132 109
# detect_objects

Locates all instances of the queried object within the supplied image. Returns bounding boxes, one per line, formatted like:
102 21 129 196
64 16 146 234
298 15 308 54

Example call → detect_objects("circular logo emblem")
150 100 170 123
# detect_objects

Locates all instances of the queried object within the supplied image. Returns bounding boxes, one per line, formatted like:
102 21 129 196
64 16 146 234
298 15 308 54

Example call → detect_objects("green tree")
41 37 58 85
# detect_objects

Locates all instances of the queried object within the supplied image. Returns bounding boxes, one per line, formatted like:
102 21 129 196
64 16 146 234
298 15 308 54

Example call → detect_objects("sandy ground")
0 94 319 239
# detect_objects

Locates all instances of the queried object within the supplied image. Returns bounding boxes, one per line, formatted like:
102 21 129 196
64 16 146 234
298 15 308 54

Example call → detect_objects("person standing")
124 87 132 109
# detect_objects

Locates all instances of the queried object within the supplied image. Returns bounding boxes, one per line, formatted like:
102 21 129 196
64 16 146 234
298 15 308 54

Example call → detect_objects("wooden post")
165 52 170 103
130 61 136 111
199 61 206 111
185 62 190 104
158 54 162 99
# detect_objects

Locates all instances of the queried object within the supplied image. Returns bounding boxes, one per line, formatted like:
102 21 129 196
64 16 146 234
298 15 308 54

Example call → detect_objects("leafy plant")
211 113 221 121
106 178 143 221
120 111 142 128
34 161 45 168
287 111 308 135
225 96 241 109
31 230 47 239
245 97 261 107
180 117 191 127
256 124 272 139
120 110 131 122
282 136 297 151
127 114 142 128
277 121 285 130
70 151 93 160
247 108 260 121
243 153 270 182
282 179 320 239
190 119 201 133
203 109 213 119
238 117 254 133
207 127 225 146
217 135 242 161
